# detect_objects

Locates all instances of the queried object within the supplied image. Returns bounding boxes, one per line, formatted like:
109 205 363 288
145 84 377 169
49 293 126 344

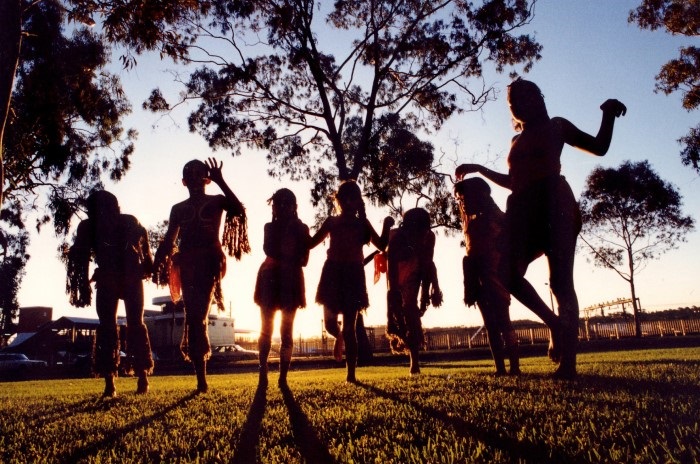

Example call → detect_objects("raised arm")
206 157 245 216
561 99 627 156
456 164 512 190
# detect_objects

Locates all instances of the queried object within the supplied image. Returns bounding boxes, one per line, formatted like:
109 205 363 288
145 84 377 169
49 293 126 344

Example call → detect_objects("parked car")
0 353 47 376
210 344 259 362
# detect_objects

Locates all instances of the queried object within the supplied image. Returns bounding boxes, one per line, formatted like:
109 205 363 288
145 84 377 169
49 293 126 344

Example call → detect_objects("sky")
16 0 700 339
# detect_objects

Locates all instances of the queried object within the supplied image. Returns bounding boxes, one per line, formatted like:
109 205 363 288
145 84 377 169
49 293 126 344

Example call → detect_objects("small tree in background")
629 0 700 173
579 160 695 337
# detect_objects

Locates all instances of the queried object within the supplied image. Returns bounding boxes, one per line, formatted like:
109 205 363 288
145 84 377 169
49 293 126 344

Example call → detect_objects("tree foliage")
579 160 695 335
629 0 700 173
0 209 29 340
3 0 136 237
78 0 541 221
0 0 136 329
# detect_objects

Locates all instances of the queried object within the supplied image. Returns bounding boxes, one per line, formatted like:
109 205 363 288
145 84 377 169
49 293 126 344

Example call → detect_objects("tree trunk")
629 273 642 338
0 0 23 209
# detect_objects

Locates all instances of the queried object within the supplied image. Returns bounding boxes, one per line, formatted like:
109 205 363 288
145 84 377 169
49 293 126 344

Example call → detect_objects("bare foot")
547 329 562 363
136 375 149 394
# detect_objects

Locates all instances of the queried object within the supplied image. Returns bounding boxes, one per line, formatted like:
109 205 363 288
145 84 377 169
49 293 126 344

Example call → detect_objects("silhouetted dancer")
153 157 249 393
67 190 154 397
456 79 626 379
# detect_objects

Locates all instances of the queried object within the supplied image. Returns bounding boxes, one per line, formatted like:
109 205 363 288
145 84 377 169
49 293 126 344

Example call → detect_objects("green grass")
1 348 699 463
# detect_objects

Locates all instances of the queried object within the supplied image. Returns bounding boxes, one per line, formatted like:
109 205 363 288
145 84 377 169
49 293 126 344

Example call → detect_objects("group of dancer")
65 79 626 396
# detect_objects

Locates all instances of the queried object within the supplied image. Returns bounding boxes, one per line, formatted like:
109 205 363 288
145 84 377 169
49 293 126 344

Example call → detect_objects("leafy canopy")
79 0 541 220
629 0 700 173
579 160 695 280
0 0 136 330
3 0 136 237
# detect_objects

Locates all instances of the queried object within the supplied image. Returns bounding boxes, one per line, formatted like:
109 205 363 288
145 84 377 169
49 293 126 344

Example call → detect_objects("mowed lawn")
1 347 698 463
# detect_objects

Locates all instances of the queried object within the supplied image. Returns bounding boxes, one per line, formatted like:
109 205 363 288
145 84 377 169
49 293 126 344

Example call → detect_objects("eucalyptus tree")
78 0 541 221
579 160 695 337
0 0 135 332
629 0 700 173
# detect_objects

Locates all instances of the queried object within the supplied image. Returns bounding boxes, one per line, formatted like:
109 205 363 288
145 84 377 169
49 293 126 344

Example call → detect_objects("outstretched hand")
205 157 224 185
455 164 481 181
600 99 627 118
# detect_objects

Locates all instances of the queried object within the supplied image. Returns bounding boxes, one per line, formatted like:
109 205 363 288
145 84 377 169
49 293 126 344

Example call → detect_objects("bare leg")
324 308 343 362
193 358 208 393
181 265 216 392
278 309 296 386
509 273 562 362
136 370 149 394
124 280 152 393
483 325 506 375
95 283 119 398
342 309 359 383
258 308 275 386
504 330 520 375
408 347 421 375
548 242 579 379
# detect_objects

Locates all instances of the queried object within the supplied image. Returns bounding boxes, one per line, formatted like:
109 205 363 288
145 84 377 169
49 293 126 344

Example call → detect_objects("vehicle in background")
210 344 259 363
0 353 48 377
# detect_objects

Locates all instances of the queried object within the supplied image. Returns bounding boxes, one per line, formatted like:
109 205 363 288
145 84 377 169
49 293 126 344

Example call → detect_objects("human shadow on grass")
22 397 115 430
279 382 335 464
56 391 199 463
231 382 268 464
354 380 580 464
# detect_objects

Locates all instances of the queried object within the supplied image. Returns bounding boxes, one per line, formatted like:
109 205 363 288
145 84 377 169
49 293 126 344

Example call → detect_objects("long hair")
507 78 548 131
454 177 492 235
334 180 366 220
268 188 298 222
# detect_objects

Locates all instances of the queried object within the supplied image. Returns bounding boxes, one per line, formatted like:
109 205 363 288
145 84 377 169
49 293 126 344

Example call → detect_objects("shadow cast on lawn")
354 381 581 464
24 397 117 430
56 391 199 463
231 382 268 464
280 382 335 464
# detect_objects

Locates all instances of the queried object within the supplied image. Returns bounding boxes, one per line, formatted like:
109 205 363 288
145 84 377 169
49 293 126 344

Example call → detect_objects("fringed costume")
66 192 154 383
383 209 442 362
154 192 249 366
457 178 520 375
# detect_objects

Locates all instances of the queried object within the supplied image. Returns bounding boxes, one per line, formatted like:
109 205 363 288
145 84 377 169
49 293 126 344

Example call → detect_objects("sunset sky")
17 0 699 338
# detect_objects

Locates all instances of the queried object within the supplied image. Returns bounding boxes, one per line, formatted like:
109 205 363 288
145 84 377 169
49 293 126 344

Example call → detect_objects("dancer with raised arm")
456 79 626 379
153 157 249 393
